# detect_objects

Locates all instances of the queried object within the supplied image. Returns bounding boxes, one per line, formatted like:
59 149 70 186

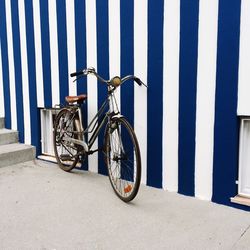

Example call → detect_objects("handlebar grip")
70 71 83 77
134 77 143 86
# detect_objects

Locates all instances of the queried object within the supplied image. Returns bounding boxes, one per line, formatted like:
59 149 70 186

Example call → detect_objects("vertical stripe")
108 0 121 179
25 0 40 154
147 0 164 188
5 0 17 130
163 0 180 192
86 0 98 173
10 0 24 142
75 0 88 170
108 0 120 109
48 0 60 107
0 0 10 125
120 0 134 125
96 0 109 175
212 0 241 205
134 0 148 185
237 0 250 116
178 0 199 196
120 0 134 185
75 0 87 96
0 43 4 118
56 0 69 104
39 0 52 108
195 0 219 200
66 0 77 97
18 0 31 144
33 0 44 108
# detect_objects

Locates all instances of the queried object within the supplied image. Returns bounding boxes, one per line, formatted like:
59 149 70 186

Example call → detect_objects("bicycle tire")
53 108 83 172
104 117 141 202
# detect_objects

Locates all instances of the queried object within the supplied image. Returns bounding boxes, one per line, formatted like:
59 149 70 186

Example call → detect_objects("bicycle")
53 67 147 202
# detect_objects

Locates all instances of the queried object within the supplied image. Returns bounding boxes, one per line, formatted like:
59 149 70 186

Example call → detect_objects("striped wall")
1 0 250 210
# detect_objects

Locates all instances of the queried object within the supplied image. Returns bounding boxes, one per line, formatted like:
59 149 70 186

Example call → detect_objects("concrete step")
0 129 18 145
0 143 36 168
0 118 4 129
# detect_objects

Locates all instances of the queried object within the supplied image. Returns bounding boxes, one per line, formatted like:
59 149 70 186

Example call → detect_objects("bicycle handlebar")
120 75 147 87
70 67 147 87
70 71 83 77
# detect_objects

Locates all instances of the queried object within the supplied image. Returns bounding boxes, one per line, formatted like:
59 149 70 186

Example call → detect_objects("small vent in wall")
39 108 61 161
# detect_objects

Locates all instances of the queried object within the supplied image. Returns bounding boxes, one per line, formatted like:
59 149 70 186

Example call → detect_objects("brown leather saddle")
65 94 87 104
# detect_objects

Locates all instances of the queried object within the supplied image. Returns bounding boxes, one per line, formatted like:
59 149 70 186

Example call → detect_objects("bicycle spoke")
60 143 75 158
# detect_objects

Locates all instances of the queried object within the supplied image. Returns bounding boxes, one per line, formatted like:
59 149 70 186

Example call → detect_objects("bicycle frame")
63 86 120 154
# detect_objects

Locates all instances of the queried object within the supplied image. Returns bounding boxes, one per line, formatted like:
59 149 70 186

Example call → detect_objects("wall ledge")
231 195 250 207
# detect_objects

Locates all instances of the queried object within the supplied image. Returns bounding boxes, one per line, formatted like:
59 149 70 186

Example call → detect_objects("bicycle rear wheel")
104 117 141 202
53 108 83 172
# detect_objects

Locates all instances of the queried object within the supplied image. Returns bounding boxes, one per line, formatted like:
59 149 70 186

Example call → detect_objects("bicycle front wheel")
104 117 141 202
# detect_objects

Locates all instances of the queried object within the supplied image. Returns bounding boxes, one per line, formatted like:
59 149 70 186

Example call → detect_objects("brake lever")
73 75 84 83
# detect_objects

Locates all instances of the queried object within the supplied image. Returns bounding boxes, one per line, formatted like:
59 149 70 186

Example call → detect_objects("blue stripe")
0 0 11 129
74 0 88 170
56 0 69 105
74 0 87 96
147 0 164 188
178 0 199 196
96 0 109 175
120 0 134 183
10 0 24 142
120 0 134 125
39 0 52 108
212 0 247 210
24 0 40 154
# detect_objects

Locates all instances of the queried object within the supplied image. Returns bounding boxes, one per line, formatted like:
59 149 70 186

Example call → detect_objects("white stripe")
86 0 98 173
48 0 60 107
66 0 77 97
18 0 31 144
0 42 5 118
33 0 44 108
5 0 17 130
109 0 120 110
163 0 180 191
134 0 148 185
195 0 219 200
237 0 250 116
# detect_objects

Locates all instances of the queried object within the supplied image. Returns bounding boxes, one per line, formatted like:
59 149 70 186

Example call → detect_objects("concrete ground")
0 160 250 250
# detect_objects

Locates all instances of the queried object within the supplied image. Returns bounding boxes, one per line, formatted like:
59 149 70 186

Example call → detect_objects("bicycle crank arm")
63 137 89 152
